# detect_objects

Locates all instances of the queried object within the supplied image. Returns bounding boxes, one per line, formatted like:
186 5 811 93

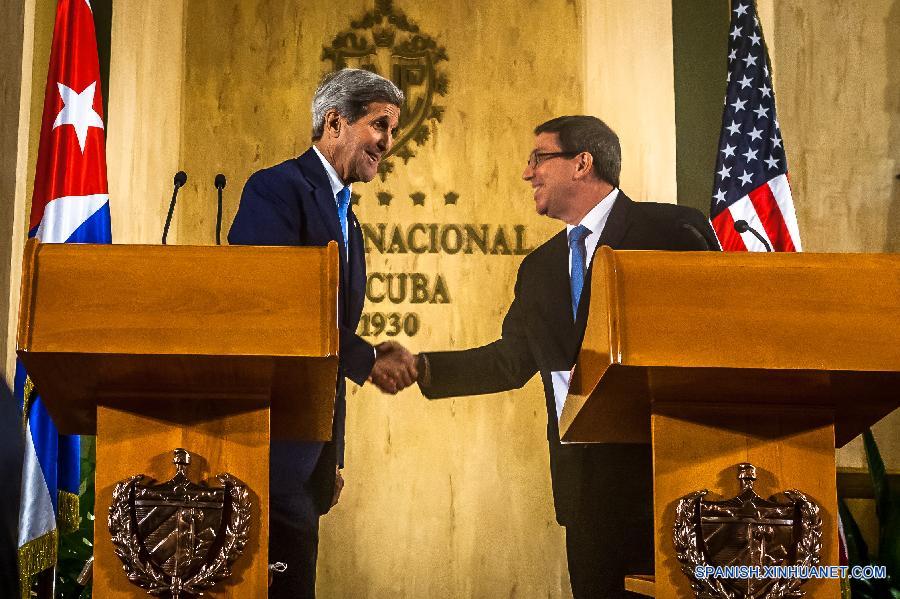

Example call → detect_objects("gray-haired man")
229 68 418 597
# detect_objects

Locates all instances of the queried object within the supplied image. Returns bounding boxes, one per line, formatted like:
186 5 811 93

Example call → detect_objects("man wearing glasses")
415 116 718 598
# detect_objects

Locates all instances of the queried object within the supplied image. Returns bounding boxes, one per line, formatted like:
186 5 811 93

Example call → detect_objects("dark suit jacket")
228 147 374 514
421 192 718 526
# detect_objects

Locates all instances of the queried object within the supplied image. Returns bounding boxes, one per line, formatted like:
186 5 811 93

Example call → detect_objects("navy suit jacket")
421 193 719 525
228 147 374 514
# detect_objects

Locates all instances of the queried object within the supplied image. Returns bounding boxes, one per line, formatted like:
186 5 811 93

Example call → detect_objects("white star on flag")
748 127 763 141
771 134 783 148
718 165 732 180
726 120 741 136
52 81 104 153
764 156 779 170
753 106 769 119
738 75 753 89
733 3 748 17
758 83 772 97
730 98 747 112
749 32 761 45
742 147 759 162
721 143 736 158
714 188 727 204
743 54 757 67
730 25 742 40
738 170 753 186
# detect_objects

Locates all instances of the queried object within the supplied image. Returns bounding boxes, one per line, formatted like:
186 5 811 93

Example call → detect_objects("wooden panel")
603 249 900 372
19 241 339 358
651 405 839 599
16 352 336 441
94 403 269 598
561 250 900 445
624 574 655 597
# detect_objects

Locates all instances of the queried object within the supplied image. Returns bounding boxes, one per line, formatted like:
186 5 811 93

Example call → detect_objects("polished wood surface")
17 239 340 441
652 406 840 598
559 250 896 598
561 249 900 446
17 239 342 596
94 404 269 598
624 574 656 596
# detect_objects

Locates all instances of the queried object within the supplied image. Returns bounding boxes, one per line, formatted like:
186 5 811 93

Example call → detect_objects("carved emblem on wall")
673 463 822 599
108 449 251 598
322 0 449 179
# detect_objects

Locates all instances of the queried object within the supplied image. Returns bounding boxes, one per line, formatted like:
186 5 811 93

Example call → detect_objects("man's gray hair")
311 68 404 140
534 116 622 188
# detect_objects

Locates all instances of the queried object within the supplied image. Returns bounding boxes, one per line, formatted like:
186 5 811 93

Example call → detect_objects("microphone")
734 219 772 252
679 220 712 250
162 171 187 245
214 174 226 245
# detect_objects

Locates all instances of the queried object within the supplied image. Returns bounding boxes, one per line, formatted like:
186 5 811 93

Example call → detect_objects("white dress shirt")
565 187 619 276
312 145 352 257
553 187 619 424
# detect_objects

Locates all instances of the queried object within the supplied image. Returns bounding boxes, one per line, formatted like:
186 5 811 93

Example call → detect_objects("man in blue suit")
228 68 417 598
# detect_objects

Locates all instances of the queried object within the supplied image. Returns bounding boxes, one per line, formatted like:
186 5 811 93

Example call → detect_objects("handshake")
368 341 421 394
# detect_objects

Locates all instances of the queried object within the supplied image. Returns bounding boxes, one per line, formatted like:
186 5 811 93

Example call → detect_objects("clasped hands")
369 341 418 394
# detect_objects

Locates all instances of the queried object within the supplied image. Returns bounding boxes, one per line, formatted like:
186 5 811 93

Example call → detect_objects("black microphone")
214 174 226 245
679 220 713 250
162 171 187 245
734 219 772 252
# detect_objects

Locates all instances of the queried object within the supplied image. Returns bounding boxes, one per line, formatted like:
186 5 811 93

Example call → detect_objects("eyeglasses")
527 151 578 170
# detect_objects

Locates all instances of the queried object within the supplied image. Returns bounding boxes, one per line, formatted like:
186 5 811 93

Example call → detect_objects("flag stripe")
728 195 772 252
712 206 748 252
34 194 109 243
748 182 795 252
769 173 802 251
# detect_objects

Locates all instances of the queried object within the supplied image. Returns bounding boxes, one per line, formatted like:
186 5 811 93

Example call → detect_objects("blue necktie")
568 225 591 319
336 186 350 252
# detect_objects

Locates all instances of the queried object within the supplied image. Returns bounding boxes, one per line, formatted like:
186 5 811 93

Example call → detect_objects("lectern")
560 248 900 599
17 239 341 597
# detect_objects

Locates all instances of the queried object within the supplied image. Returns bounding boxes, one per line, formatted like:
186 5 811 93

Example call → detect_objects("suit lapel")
594 191 633 249
574 192 634 334
296 149 347 265
543 231 577 349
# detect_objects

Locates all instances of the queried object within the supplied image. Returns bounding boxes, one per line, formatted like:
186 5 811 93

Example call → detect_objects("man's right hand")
369 341 417 394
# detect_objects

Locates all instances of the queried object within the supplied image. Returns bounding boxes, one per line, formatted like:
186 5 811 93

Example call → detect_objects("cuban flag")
17 0 110 592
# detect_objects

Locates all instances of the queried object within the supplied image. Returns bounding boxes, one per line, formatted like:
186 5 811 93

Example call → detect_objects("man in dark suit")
416 116 718 598
228 68 417 598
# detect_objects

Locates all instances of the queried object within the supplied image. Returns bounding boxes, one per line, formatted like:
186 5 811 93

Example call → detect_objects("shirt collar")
312 145 351 198
566 187 619 236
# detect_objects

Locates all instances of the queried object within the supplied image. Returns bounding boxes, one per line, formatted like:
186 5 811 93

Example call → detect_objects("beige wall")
765 1 900 469
102 1 677 596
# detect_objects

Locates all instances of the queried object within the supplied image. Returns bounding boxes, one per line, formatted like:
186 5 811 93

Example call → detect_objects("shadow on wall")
886 0 900 253
1 380 22 597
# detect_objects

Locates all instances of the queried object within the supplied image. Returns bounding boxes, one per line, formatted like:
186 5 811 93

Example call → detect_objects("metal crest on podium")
108 449 251 598
673 463 823 598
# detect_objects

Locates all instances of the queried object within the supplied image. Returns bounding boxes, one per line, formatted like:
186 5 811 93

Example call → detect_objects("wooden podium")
559 248 900 598
16 239 341 598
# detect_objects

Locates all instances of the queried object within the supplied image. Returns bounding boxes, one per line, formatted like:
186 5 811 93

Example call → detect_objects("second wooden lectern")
17 239 341 597
560 248 900 599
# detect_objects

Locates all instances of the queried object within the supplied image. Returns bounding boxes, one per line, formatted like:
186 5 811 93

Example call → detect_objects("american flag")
17 0 110 592
709 0 801 252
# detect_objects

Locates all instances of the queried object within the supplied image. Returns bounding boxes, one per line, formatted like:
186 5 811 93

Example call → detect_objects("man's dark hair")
311 68 404 141
534 116 621 187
